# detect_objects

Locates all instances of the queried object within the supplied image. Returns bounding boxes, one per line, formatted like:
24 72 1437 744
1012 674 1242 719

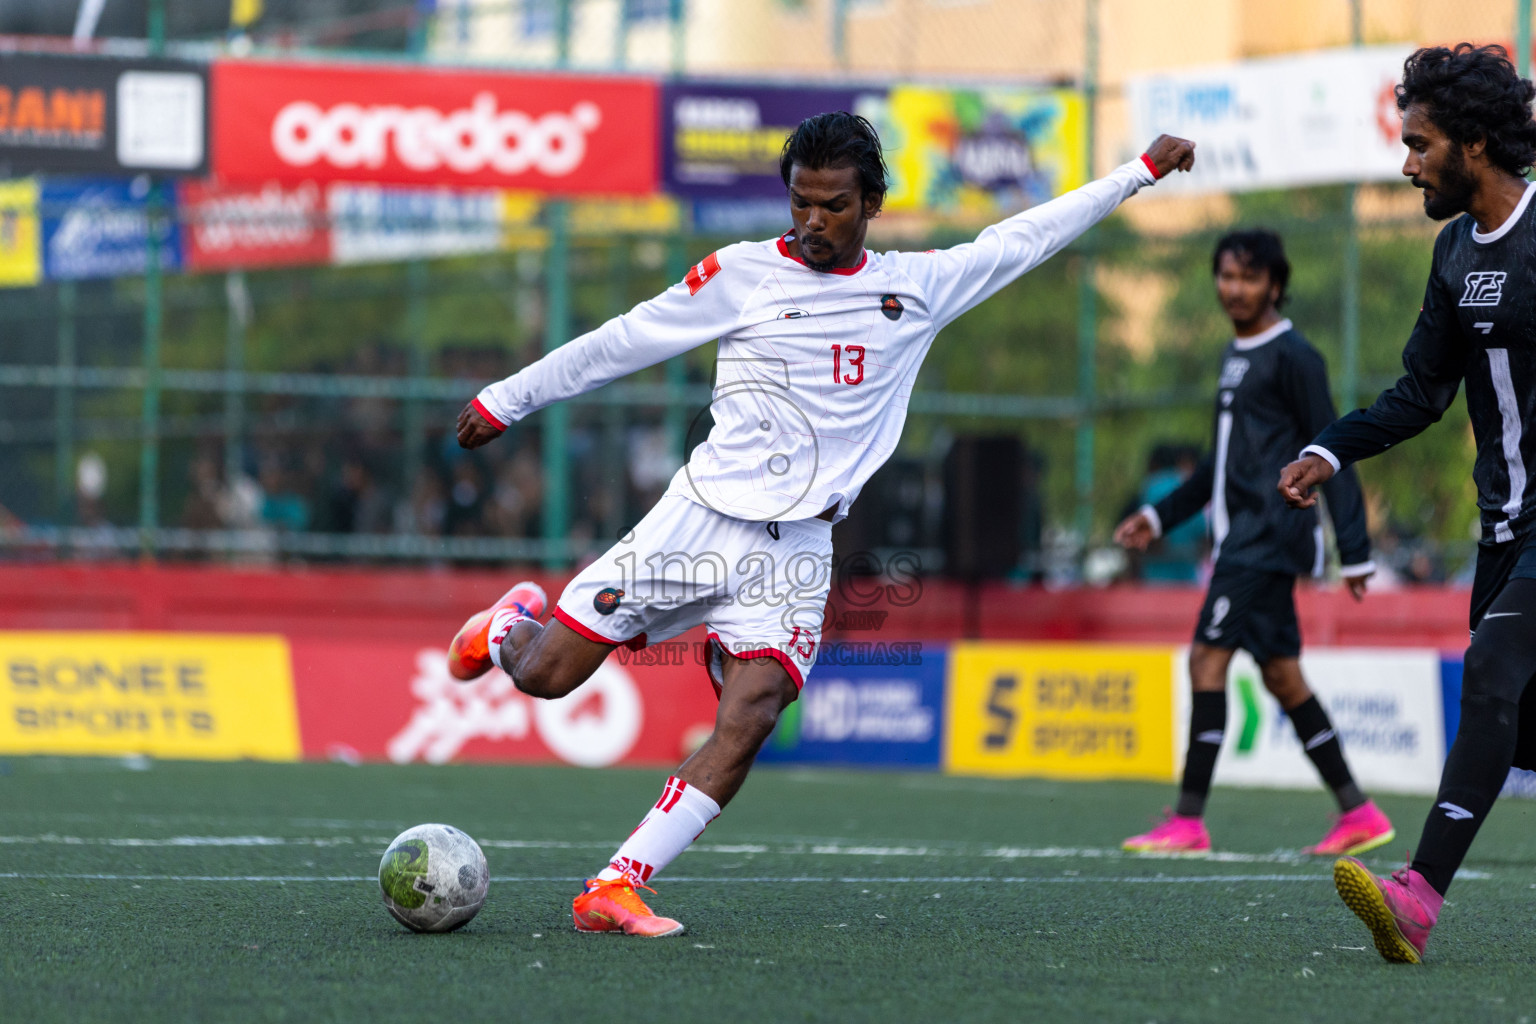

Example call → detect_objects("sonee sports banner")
211 59 659 194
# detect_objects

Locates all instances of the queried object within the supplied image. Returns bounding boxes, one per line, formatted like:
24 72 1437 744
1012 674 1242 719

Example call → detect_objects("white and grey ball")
378 823 490 933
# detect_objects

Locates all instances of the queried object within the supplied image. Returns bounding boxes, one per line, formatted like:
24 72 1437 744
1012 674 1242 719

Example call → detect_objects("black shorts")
1192 564 1300 663
1469 528 1536 634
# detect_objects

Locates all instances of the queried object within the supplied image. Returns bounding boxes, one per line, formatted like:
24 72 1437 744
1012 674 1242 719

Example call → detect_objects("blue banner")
758 644 945 768
41 177 181 280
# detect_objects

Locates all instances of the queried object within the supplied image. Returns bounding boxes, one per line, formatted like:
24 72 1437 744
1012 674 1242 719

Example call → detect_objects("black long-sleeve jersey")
1310 183 1536 545
1150 319 1373 577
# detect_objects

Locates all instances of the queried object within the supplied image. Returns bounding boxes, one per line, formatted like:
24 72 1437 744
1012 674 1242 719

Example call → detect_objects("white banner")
327 183 503 265
1175 647 1446 795
1128 45 1412 194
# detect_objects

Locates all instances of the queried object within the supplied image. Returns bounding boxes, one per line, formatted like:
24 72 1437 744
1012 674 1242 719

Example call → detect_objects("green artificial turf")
3 757 1535 1023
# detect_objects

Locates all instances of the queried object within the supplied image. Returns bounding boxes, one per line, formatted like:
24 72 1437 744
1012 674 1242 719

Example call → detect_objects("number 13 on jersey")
831 344 865 385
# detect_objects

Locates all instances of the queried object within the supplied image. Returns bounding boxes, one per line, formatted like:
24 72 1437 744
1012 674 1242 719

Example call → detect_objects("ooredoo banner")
289 633 719 766
211 59 659 194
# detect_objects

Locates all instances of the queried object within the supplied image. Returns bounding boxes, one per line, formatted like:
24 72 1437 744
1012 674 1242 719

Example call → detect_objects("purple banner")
662 82 885 199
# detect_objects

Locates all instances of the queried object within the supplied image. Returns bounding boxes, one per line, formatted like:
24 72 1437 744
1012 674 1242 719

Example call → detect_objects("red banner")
178 179 331 271
211 60 659 194
289 629 719 766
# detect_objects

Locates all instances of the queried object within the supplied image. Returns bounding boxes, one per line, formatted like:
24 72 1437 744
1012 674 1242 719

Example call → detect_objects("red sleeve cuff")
1140 153 1163 180
470 397 507 431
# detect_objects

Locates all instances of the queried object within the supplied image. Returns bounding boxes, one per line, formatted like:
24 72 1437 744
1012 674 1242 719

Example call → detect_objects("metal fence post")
138 183 163 555
1073 0 1100 547
542 202 572 568
223 270 248 489
54 280 76 526
401 260 428 527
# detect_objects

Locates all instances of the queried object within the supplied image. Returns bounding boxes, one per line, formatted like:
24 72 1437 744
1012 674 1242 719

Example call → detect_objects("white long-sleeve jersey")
474 157 1160 523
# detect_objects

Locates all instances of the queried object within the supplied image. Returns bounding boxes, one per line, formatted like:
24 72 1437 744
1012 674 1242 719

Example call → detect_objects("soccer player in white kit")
448 112 1196 936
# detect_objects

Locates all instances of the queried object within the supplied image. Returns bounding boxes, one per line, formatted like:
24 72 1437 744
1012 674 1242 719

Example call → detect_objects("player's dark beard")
1419 145 1477 220
800 251 837 272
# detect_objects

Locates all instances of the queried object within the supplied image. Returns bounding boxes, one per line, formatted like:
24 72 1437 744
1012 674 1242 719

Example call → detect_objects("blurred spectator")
1129 443 1207 584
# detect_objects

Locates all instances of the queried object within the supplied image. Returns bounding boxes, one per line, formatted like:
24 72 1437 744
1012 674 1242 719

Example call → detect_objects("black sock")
1175 691 1227 817
1287 696 1365 812
1412 693 1519 895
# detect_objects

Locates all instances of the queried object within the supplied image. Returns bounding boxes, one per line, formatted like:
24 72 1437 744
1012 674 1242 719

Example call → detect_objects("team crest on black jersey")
1219 356 1250 389
880 294 904 320
1460 271 1506 306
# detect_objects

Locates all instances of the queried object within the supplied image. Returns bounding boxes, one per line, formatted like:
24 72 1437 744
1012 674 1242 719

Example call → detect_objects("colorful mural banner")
0 632 299 760
945 643 1176 781
0 177 41 287
883 85 1087 219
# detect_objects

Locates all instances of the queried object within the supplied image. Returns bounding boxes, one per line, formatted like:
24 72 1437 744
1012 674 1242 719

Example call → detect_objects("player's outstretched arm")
465 245 749 440
1113 510 1157 551
908 135 1195 330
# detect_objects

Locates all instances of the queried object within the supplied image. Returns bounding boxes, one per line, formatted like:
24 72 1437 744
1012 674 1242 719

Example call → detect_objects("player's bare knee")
507 648 581 700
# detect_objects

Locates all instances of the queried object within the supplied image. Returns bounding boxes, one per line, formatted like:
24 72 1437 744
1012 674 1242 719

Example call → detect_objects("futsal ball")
378 823 490 933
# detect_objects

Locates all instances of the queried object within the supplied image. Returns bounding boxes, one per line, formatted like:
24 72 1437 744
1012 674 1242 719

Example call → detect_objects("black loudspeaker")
944 436 1023 580
833 457 931 563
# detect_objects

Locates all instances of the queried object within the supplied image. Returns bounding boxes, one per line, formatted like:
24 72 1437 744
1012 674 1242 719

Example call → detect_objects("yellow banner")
0 632 299 760
946 643 1175 780
0 179 40 288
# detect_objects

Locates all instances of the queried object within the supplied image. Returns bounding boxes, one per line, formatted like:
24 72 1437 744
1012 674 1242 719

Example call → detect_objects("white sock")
595 776 721 886
486 608 531 673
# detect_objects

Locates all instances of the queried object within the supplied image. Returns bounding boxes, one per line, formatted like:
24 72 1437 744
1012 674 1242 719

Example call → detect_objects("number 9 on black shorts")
1193 564 1301 662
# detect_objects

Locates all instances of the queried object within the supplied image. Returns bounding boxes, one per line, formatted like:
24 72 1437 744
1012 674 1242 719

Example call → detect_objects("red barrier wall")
0 563 1473 650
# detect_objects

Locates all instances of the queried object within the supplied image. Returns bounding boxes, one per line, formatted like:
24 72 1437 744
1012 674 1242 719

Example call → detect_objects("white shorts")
553 494 833 693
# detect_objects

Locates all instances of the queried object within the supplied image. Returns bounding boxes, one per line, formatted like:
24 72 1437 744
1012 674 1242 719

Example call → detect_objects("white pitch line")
0 835 1333 863
0 872 1342 884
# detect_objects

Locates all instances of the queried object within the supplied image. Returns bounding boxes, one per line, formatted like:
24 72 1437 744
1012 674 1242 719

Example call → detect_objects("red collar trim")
777 233 867 275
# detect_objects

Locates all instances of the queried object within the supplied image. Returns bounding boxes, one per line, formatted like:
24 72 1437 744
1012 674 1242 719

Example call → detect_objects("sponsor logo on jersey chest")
880 294 904 321
1219 356 1250 389
1460 271 1506 306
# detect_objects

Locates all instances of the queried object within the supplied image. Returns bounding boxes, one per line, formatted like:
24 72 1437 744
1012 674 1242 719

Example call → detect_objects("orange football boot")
446 581 547 681
573 878 685 937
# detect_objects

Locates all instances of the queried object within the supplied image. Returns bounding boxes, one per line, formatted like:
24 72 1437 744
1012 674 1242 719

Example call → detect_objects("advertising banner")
327 183 504 264
945 643 1176 780
178 179 330 272
288 633 719 766
884 85 1087 218
0 177 40 287
1175 647 1446 795
1128 45 1412 194
41 177 181 280
758 645 945 768
661 82 881 199
0 53 208 176
212 60 659 194
0 631 299 760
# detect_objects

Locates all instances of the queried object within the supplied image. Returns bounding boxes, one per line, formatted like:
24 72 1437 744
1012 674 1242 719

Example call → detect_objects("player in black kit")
1117 229 1392 856
1280 44 1536 963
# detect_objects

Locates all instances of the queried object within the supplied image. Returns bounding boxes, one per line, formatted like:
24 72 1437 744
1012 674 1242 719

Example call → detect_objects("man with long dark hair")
1116 228 1387 857
448 112 1194 936
1280 43 1536 963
